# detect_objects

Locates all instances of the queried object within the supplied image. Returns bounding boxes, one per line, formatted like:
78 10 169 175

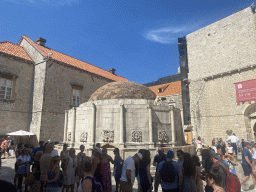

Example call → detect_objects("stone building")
0 36 127 142
186 6 256 143
64 81 185 152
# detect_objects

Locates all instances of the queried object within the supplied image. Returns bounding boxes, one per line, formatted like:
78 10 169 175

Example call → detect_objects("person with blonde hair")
63 148 78 192
30 151 43 192
45 155 61 192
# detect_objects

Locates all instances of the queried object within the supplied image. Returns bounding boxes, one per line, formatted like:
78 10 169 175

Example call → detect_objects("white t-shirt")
227 146 233 154
17 155 31 169
120 157 135 185
230 135 239 143
253 149 256 159
50 149 58 157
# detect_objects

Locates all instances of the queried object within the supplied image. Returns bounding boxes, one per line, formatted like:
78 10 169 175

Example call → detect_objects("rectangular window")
72 89 81 106
0 78 13 100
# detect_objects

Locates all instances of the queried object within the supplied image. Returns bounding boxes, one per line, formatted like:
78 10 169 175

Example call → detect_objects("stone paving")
1 151 256 192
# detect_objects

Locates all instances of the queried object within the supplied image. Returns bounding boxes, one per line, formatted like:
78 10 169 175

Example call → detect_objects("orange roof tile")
148 81 181 96
0 41 32 61
22 36 128 82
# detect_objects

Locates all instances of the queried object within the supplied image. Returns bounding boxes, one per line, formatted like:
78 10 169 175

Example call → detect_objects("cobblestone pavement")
1 151 256 192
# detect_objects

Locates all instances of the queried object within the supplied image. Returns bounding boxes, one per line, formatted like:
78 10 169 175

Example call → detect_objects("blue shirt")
157 158 181 190
242 148 252 165
227 160 236 175
32 147 41 154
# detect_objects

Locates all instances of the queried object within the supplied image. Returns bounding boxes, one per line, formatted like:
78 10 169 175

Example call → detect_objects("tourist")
196 136 202 149
6 136 12 157
205 150 226 192
100 147 114 192
24 143 33 167
138 150 152 192
223 154 237 175
156 150 182 192
45 155 61 192
63 148 78 192
16 148 31 192
30 151 43 192
14 143 24 188
212 138 216 146
78 160 103 192
192 155 204 192
241 139 245 149
176 149 184 168
32 141 45 154
40 144 54 192
217 142 226 156
91 147 102 186
213 143 218 154
136 149 145 192
206 167 225 192
49 141 58 157
0 180 18 192
229 133 239 156
119 153 143 192
77 145 86 187
201 148 212 172
241 142 255 191
113 148 123 192
192 138 196 145
1 138 8 158
202 138 205 147
180 153 196 192
60 143 69 176
153 147 166 192
226 143 234 156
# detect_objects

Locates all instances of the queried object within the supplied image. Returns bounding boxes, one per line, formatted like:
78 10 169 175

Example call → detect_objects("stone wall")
19 37 115 142
189 68 256 144
0 56 34 134
187 7 256 80
65 99 185 148
187 6 256 144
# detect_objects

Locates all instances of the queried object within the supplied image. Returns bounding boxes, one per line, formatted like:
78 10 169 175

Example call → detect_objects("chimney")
36 37 46 46
108 68 116 75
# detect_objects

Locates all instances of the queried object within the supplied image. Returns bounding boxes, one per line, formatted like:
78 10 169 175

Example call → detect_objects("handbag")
24 172 35 185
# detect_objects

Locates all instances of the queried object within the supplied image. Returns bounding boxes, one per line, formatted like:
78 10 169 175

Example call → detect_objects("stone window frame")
0 73 17 103
70 84 83 107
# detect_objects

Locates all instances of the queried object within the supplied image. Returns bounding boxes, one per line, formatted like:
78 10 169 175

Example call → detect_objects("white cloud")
144 23 203 44
144 26 189 44
2 0 80 6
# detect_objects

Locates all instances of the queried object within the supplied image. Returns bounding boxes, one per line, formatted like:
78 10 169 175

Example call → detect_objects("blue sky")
0 0 253 84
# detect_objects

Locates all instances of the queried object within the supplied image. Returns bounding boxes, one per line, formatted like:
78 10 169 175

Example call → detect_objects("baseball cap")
136 153 143 160
209 149 219 159
167 150 174 157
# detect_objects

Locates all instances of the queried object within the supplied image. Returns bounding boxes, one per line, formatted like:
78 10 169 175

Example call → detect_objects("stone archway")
243 103 256 141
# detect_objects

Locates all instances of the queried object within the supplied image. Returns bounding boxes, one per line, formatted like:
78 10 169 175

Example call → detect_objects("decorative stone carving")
158 130 168 142
80 132 88 143
68 132 71 141
102 130 114 143
132 131 142 142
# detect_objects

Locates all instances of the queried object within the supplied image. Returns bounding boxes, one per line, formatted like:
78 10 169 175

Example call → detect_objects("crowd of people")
1 133 256 192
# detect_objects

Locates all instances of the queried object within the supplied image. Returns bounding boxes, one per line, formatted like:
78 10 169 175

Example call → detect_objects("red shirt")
212 139 215 146
1 140 8 149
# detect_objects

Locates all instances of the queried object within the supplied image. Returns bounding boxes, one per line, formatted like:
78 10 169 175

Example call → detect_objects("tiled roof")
22 36 128 82
148 81 181 96
0 41 32 61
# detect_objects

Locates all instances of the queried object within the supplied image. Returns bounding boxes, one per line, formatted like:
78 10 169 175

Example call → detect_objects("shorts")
242 163 252 176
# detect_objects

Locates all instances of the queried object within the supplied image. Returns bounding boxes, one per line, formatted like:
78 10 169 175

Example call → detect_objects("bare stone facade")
0 36 127 142
187 7 256 143
0 55 34 135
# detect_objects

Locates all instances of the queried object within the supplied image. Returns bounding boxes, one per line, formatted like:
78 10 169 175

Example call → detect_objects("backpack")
57 170 63 187
213 162 241 192
159 160 176 182
81 176 103 192
114 163 123 182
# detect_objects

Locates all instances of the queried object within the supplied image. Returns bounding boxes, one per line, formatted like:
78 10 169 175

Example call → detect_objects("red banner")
235 79 256 104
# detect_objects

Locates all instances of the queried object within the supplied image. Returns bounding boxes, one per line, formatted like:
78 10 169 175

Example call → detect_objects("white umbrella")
6 130 35 136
